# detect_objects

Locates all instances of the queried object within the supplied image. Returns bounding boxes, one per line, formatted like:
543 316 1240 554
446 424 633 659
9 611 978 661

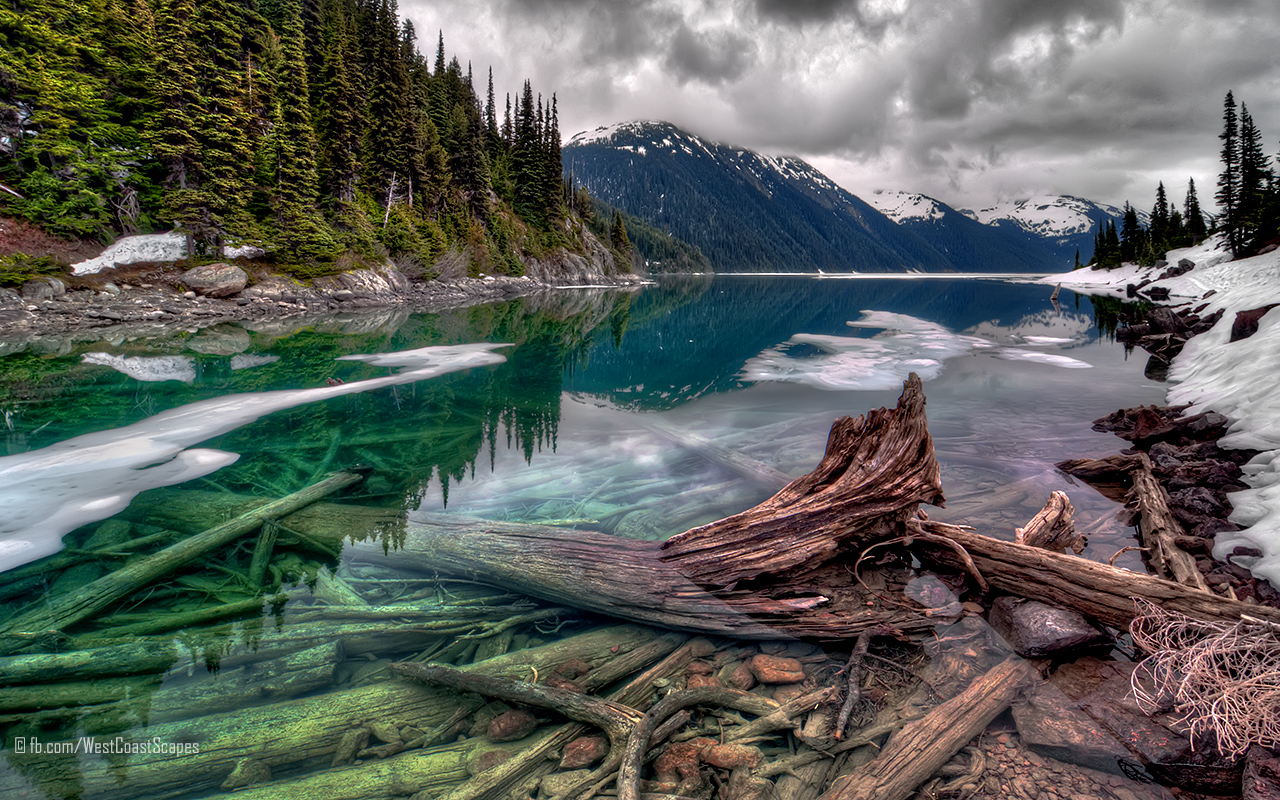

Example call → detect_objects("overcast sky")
400 0 1280 212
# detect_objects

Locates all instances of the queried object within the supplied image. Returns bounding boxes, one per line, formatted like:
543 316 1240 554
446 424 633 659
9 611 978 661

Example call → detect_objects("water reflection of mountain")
566 276 1089 409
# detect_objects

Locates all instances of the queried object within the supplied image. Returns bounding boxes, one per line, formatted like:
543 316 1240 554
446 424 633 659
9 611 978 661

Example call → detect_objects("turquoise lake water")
0 275 1169 798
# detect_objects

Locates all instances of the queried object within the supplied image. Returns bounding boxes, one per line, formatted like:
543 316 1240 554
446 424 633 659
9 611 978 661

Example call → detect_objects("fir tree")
609 209 629 252
1217 90 1241 254
1238 104 1273 249
1185 177 1207 243
267 0 336 261
1120 202 1142 263
315 0 362 204
1150 181 1169 248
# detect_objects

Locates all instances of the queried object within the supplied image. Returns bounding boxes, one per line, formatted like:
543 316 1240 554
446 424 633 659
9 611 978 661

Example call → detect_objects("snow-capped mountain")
959 195 1140 263
867 191 1070 272
564 121 956 273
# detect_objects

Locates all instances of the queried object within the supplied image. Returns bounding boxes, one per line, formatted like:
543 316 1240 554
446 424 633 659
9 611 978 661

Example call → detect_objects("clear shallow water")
0 276 1166 798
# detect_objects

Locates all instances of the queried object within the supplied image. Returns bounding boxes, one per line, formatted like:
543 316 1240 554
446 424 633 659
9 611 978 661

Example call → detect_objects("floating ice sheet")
0 342 509 572
739 310 1089 391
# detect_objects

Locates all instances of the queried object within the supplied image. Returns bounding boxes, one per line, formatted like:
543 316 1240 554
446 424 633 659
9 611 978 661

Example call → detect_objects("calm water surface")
0 275 1166 798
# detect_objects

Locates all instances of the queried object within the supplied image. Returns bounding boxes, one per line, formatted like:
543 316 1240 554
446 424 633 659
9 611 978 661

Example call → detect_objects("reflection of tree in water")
1085 293 1151 342
203 291 635 511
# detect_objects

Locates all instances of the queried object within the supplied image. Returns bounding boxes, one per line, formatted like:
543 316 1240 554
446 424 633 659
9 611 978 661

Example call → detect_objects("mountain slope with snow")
564 121 956 273
867 191 1071 272
960 195 1137 263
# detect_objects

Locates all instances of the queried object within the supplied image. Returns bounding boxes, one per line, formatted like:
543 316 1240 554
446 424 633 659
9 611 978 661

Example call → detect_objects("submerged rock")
989 596 1109 657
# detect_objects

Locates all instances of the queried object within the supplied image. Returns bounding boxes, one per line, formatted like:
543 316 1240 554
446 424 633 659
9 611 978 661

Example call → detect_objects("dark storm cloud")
402 0 1280 208
665 22 757 85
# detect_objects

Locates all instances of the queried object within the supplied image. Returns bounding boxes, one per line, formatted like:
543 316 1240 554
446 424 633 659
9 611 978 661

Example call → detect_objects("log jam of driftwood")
820 656 1036 800
660 373 944 589
910 519 1280 628
0 470 364 656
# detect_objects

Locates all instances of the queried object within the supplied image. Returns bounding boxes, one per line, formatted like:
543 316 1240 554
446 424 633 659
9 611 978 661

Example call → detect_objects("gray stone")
220 758 271 790
20 277 65 302
989 596 1109 657
1178 258 1195 269
186 323 251 355
539 769 592 799
1012 680 1131 774
182 262 248 297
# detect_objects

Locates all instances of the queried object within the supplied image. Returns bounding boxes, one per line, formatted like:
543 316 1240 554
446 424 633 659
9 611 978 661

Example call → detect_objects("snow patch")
739 310 1088 392
82 353 197 383
0 343 509 573
71 232 187 275
868 191 946 223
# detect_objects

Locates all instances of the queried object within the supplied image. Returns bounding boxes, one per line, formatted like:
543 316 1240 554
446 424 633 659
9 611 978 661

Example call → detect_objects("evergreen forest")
1089 90 1280 269
0 0 610 277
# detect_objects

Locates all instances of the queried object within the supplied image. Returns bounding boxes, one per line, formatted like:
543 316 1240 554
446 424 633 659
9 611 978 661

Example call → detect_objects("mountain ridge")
565 121 1125 273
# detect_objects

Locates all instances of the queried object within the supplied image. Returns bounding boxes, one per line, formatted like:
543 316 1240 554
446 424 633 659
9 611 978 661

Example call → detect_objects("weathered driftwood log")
0 471 364 656
1014 490 1084 554
0 639 181 684
0 625 671 800
910 519 1280 628
660 373 943 589
1129 454 1212 592
363 376 942 640
819 656 1037 800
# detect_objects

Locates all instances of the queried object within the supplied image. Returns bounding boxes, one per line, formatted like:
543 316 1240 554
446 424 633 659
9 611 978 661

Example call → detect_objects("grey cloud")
664 23 757 85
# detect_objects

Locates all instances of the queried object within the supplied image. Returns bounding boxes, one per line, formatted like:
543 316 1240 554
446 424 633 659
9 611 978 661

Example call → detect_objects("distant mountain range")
564 121 1131 274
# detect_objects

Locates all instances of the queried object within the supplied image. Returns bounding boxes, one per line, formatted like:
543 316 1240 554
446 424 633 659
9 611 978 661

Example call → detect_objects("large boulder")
989 596 1109 657
182 263 248 297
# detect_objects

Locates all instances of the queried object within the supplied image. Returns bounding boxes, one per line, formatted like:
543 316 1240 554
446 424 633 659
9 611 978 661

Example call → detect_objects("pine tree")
1150 181 1169 249
1120 203 1142 263
609 209 629 252
1185 177 1207 243
543 93 562 219
362 0 413 205
315 0 362 204
267 0 336 261
1238 104 1273 250
1217 91 1241 254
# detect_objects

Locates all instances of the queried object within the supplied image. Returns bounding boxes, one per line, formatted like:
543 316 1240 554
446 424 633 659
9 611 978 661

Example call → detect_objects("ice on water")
739 310 1090 391
0 343 509 572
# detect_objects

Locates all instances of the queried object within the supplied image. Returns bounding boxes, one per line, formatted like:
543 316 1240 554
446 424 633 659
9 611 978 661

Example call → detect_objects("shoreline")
1043 235 1280 594
0 264 649 350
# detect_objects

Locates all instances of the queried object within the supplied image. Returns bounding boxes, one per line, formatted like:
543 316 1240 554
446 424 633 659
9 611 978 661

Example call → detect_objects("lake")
0 275 1168 798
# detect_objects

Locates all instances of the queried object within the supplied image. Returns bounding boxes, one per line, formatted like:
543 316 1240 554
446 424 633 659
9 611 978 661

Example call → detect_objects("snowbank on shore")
1042 237 1280 583
71 232 187 275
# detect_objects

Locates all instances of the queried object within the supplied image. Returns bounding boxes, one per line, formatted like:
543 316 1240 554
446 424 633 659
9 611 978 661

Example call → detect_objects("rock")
468 748 514 775
487 708 538 742
702 743 764 770
1077 668 1193 765
989 596 1109 657
101 282 121 296
1012 681 1131 774
221 757 271 789
726 662 756 691
1169 485 1228 519
747 654 806 684
1177 257 1194 269
1230 304 1279 342
772 684 808 703
331 727 370 766
543 674 584 693
332 289 356 301
182 263 248 297
1245 746 1280 800
369 720 402 744
20 277 65 302
186 323 252 355
539 768 592 798
686 659 714 676
560 735 609 769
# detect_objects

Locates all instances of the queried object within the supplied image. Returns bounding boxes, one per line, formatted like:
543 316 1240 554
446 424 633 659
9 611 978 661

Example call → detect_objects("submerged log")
0 471 364 656
0 625 672 800
819 656 1037 800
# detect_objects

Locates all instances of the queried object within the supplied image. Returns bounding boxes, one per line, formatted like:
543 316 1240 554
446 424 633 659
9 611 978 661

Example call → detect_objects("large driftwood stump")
368 374 944 639
660 373 944 589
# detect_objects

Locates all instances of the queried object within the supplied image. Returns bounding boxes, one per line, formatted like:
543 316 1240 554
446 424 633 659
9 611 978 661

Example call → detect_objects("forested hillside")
0 0 611 278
